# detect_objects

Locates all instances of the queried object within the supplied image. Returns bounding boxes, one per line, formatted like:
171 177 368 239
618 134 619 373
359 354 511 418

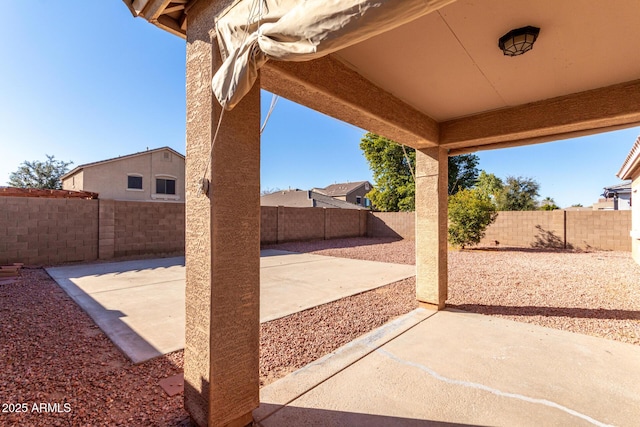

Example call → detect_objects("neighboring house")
313 181 373 208
617 137 640 264
261 189 369 210
593 181 632 211
61 147 185 202
563 205 592 211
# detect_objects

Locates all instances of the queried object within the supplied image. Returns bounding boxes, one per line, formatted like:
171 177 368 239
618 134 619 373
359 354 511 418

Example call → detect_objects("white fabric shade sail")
212 0 454 109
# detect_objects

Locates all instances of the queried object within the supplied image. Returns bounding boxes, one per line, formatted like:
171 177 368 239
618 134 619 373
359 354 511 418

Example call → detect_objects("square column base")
419 301 446 311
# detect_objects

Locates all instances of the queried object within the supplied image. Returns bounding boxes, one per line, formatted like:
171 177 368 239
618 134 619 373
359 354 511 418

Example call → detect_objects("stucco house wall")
344 185 371 205
632 178 640 263
313 181 373 207
617 137 640 264
62 148 185 202
65 170 85 191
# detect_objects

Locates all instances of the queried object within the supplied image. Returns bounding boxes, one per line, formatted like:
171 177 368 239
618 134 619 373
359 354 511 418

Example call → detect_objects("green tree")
360 133 479 211
359 133 415 211
475 170 503 201
495 176 540 211
448 154 479 195
539 197 559 211
261 187 283 196
7 155 73 190
448 188 498 248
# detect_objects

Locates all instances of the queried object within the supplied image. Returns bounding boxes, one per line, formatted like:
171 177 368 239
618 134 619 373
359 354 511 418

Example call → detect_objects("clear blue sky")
2 2 638 208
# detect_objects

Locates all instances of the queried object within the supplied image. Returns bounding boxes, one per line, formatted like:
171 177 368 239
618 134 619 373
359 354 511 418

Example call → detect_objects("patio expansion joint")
260 258 330 269
86 278 183 295
255 308 437 424
375 347 614 427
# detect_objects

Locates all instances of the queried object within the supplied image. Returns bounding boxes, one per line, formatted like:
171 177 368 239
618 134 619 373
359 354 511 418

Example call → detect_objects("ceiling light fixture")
498 26 540 56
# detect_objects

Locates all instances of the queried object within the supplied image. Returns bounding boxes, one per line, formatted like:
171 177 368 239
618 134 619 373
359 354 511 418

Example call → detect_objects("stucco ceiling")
335 0 640 122
125 0 640 150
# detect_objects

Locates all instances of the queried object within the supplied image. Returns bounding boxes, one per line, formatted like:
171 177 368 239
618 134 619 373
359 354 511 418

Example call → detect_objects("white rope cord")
401 144 416 182
261 94 279 134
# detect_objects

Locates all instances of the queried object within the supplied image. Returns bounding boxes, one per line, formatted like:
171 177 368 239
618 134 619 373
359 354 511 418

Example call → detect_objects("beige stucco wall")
62 150 185 202
632 177 640 263
345 185 371 206
62 170 84 192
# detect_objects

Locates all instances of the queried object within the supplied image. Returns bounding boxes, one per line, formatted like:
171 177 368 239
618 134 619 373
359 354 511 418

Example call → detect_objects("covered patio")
122 1 640 425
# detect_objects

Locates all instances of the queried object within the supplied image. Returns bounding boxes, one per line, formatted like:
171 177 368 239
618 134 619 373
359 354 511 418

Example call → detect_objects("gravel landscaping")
2 237 639 425
271 237 640 345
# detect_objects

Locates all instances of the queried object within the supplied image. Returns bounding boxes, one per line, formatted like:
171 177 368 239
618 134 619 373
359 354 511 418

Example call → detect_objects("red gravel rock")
269 239 640 345
0 269 189 426
2 239 638 425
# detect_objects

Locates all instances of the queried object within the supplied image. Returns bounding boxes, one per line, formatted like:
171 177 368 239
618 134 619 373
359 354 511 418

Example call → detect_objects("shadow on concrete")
448 304 640 320
256 404 484 426
45 268 166 363
260 249 298 258
69 257 185 278
46 259 186 363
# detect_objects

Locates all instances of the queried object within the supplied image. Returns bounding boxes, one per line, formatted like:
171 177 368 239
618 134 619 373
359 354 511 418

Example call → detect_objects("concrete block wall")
259 207 367 244
481 211 566 248
99 200 116 259
260 206 278 244
478 210 630 251
280 207 325 242
0 197 98 265
368 212 415 240
566 210 631 251
113 201 185 257
366 209 632 252
0 197 185 265
325 209 367 240
3 198 631 266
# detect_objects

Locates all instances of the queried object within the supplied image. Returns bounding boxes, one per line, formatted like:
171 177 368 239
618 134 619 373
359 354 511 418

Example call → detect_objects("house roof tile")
261 189 368 209
313 181 371 197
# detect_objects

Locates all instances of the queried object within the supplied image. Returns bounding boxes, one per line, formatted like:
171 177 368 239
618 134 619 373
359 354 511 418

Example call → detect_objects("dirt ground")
2 237 638 425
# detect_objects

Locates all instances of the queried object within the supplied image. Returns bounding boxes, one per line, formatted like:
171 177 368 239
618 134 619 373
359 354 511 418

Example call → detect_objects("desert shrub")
448 188 498 249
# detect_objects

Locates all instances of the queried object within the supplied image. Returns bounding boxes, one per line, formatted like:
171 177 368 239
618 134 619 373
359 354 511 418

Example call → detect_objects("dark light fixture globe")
498 26 540 56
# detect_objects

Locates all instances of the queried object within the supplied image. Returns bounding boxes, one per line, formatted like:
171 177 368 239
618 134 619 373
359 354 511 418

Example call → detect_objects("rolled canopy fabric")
212 0 454 110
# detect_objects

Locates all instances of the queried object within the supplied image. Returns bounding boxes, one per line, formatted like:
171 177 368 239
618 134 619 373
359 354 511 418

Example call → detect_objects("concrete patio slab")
46 251 414 363
260 250 415 322
257 309 640 427
47 257 186 363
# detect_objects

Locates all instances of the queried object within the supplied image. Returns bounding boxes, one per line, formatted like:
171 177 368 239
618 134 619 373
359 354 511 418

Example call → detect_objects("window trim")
153 175 179 199
126 174 144 191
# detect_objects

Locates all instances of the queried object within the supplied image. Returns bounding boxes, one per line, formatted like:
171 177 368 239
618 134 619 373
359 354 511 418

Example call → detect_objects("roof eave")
122 0 188 38
60 167 84 181
63 147 185 178
345 181 372 196
617 137 640 180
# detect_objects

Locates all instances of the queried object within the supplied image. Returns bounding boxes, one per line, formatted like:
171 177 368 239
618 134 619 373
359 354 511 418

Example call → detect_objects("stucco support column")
184 2 260 426
415 148 448 309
